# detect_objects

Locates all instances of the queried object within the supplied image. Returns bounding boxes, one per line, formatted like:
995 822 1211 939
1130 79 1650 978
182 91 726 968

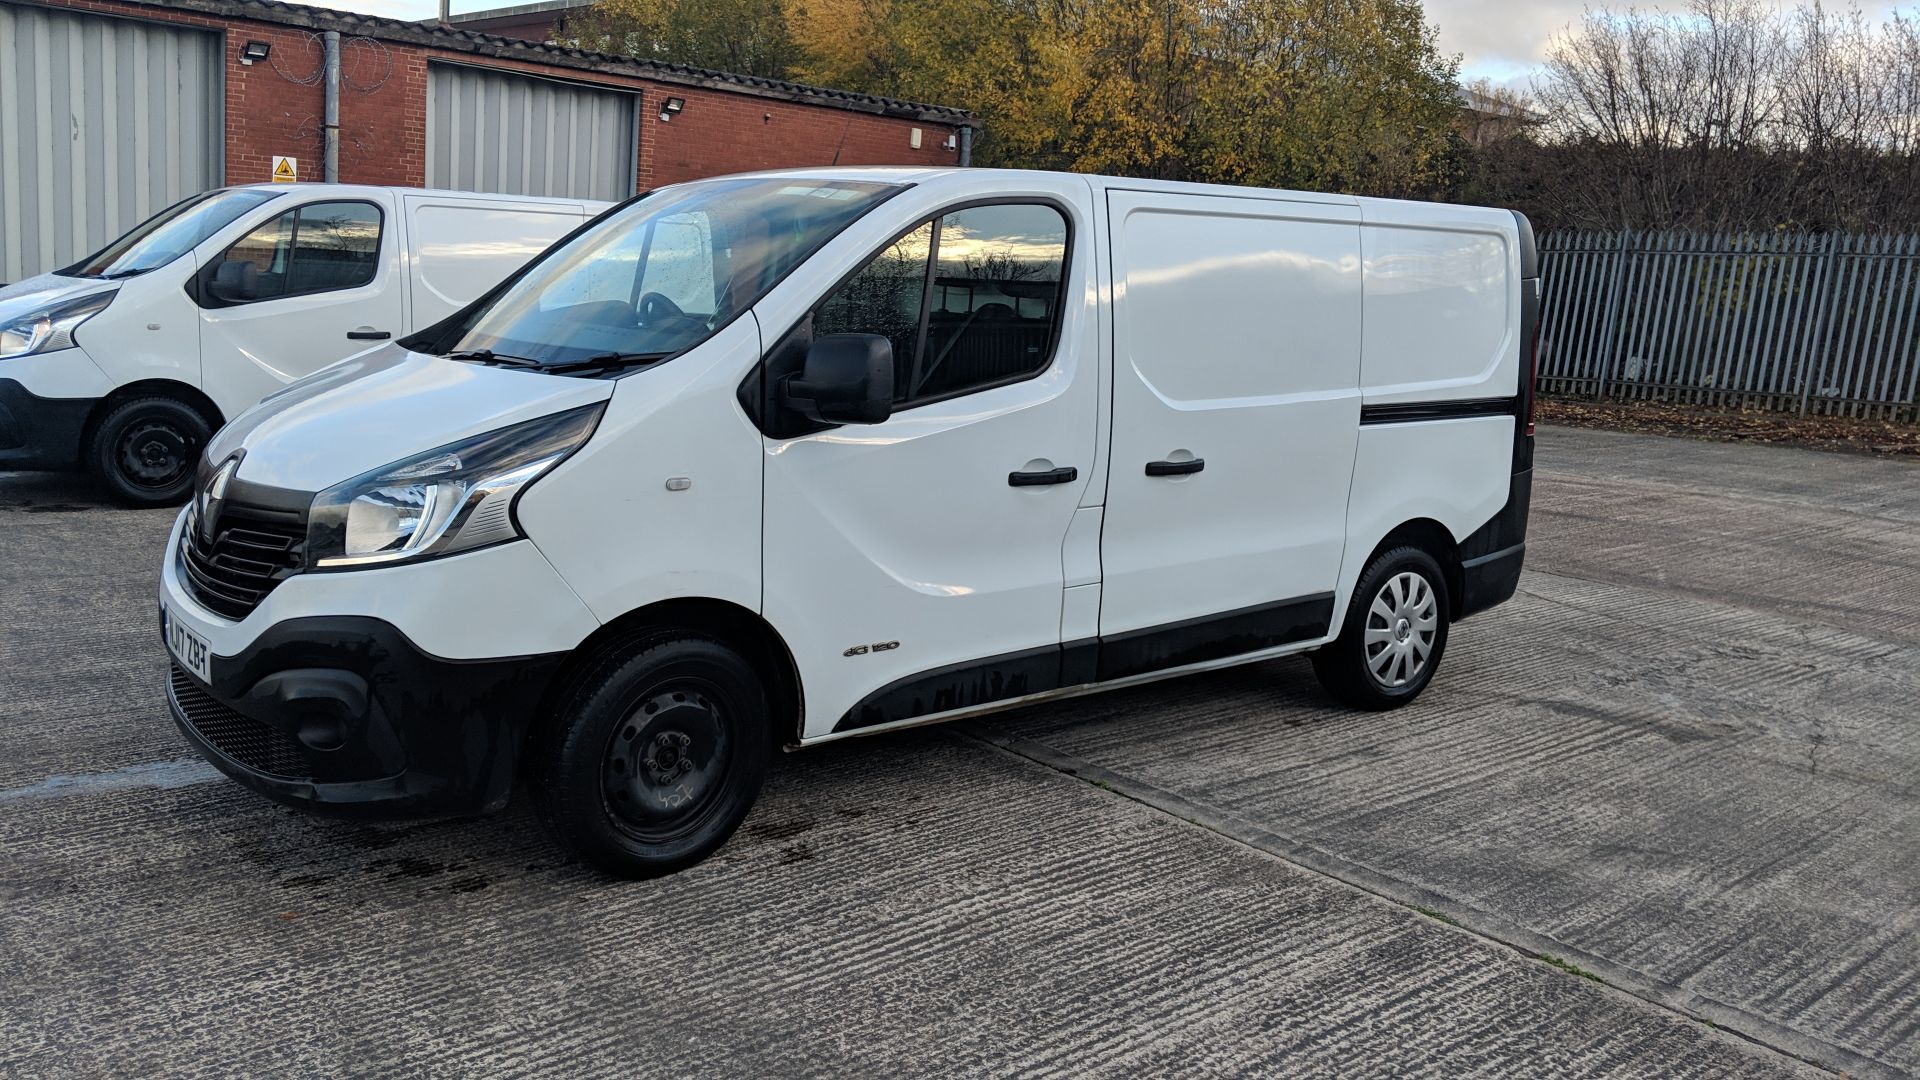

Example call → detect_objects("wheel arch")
80 379 226 464
1364 518 1465 620
538 597 804 753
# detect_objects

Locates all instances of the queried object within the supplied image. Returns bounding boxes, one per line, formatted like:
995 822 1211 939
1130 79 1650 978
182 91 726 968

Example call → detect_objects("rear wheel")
1312 546 1450 710
532 633 769 878
89 396 209 507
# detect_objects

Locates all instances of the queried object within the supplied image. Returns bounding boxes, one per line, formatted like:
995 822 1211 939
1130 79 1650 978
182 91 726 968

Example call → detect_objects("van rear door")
1097 190 1363 678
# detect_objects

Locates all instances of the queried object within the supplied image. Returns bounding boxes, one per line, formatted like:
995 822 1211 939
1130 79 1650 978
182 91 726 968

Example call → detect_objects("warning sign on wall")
272 156 298 183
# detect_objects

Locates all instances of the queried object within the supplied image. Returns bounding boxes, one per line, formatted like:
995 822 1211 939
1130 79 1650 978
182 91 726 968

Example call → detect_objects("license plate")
164 606 212 683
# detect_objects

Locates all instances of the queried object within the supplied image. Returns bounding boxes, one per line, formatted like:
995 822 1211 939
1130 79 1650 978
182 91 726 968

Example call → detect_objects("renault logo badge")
199 457 238 546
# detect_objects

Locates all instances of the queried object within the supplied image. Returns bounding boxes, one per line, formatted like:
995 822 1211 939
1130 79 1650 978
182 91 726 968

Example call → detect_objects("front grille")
179 506 304 620
168 664 309 778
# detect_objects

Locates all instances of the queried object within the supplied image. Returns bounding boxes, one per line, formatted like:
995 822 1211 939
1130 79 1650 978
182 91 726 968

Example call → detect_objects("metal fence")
1538 231 1920 421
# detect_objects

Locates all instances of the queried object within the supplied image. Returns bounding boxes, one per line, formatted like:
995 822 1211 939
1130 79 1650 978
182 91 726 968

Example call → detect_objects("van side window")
811 202 1068 408
915 204 1067 401
812 222 933 397
208 201 382 305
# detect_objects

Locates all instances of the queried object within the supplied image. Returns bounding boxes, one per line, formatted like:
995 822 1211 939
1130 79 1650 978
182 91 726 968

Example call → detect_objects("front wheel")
1312 546 1451 710
88 396 210 507
532 633 769 878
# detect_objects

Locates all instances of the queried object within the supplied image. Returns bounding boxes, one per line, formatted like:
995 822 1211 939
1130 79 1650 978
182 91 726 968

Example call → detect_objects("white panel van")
156 169 1538 877
0 185 608 505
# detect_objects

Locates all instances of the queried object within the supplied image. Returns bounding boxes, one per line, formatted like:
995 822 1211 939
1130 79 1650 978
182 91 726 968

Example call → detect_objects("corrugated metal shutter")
0 5 221 283
427 63 636 203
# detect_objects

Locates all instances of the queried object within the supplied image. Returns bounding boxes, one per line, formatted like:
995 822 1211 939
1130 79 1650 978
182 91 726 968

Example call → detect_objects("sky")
348 0 1915 90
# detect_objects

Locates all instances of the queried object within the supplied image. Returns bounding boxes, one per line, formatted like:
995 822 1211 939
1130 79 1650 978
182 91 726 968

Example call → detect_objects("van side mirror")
209 259 258 303
779 334 894 425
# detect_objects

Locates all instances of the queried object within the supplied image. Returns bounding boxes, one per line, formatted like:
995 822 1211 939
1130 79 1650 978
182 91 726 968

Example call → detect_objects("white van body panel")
1100 189 1362 640
515 316 767 624
1355 197 1521 406
209 345 613 492
402 192 595 329
74 257 207 394
1 348 116 399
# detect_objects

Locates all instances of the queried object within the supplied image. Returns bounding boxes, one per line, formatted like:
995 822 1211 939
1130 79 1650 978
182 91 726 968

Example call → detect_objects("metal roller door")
428 63 637 203
0 4 222 283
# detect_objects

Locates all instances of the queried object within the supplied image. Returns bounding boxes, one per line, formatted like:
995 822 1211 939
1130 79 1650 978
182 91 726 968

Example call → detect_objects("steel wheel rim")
117 419 194 490
1364 571 1438 688
600 678 733 844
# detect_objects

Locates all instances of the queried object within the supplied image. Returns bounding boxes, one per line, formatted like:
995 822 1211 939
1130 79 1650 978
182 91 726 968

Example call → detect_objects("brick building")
0 0 975 281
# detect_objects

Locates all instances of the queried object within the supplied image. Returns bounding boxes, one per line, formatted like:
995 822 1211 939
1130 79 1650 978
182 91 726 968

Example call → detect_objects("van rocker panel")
834 592 1335 733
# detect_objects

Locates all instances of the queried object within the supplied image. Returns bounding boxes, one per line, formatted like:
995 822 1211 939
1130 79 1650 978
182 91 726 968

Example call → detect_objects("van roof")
224 183 614 208
680 167 1516 223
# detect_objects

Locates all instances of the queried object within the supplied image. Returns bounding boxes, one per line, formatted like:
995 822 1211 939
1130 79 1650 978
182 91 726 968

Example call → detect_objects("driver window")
209 201 382 305
813 222 933 398
809 204 1067 408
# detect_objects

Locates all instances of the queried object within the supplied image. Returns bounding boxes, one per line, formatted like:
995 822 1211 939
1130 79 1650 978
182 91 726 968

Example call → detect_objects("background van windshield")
437 178 896 367
61 189 282 280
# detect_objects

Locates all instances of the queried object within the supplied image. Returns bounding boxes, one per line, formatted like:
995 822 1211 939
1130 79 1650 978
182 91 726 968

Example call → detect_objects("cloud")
1430 0 1917 87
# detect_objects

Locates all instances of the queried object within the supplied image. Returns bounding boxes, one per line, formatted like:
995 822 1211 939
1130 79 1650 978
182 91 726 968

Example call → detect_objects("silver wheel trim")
1364 571 1438 688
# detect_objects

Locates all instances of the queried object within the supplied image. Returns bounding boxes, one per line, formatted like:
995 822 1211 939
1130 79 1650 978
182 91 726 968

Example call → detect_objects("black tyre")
1312 546 1451 710
532 633 769 878
89 396 210 507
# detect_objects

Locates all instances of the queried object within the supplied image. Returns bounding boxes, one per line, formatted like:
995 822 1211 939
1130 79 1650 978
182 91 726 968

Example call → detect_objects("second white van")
157 168 1537 877
0 185 608 504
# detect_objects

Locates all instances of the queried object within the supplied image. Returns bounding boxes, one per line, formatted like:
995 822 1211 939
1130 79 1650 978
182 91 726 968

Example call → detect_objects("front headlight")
0 290 116 359
305 403 604 568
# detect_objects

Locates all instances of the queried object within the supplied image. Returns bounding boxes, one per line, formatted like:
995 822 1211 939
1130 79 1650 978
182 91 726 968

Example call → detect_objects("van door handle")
347 328 391 341
1008 466 1078 487
1145 458 1204 477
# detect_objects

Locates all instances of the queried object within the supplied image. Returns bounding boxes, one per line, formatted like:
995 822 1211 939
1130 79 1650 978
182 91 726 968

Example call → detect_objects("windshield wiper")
445 348 541 369
539 351 674 372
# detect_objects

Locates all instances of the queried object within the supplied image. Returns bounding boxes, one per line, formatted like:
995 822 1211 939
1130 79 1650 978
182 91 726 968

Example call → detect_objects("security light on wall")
239 40 272 65
660 97 686 122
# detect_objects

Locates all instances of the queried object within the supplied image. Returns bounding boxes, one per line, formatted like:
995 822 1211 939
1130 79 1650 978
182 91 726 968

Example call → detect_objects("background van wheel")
1313 546 1451 710
89 396 209 507
533 633 769 878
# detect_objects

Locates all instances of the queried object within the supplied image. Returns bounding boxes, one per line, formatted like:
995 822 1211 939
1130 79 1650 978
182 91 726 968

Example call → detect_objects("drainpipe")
958 125 973 167
322 31 341 182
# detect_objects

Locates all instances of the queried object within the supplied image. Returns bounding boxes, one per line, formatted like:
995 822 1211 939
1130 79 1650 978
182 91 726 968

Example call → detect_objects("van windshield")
430 178 898 369
61 189 282 280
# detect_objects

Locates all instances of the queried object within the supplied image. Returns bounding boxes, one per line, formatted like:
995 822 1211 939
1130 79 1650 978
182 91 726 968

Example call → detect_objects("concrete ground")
0 426 1913 1078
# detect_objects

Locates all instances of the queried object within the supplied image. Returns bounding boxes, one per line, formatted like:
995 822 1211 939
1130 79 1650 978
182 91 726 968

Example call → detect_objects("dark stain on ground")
749 817 816 841
9 503 93 514
1543 699 1726 744
779 841 815 865
442 874 492 894
367 856 446 881
833 806 870 819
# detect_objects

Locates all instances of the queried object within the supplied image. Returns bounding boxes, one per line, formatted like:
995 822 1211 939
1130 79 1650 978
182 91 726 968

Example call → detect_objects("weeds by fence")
1538 231 1920 422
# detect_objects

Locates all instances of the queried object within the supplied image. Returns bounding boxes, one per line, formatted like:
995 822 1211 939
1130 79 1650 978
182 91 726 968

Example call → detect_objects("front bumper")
0 377 94 471
164 611 565 818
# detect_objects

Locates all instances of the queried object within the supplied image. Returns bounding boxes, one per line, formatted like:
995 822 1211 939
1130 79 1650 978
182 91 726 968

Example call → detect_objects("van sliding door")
1097 190 1363 679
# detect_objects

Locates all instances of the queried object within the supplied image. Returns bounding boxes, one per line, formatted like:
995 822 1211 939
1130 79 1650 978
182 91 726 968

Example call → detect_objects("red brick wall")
633 83 960 188
34 0 967 194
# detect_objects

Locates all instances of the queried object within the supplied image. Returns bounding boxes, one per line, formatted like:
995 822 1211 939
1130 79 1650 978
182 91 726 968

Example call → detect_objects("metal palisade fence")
1538 231 1920 422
